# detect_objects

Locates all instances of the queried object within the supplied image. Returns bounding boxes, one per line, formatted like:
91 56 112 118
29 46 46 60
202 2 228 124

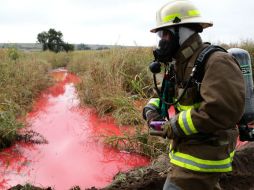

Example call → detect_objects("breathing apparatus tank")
228 48 254 141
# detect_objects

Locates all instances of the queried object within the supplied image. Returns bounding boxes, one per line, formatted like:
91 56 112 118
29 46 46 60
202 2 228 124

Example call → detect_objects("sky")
0 0 253 46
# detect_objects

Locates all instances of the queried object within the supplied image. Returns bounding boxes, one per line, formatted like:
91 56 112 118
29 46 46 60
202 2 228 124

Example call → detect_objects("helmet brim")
150 18 213 33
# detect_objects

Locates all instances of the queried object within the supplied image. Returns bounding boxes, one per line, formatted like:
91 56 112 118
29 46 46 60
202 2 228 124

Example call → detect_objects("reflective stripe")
148 98 160 108
170 116 181 137
178 109 197 135
176 102 201 111
169 150 235 172
188 10 200 16
162 13 181 23
162 9 200 23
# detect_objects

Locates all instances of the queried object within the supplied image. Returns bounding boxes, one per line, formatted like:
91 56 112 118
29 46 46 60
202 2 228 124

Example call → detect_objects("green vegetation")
0 49 52 149
33 51 73 69
67 48 154 125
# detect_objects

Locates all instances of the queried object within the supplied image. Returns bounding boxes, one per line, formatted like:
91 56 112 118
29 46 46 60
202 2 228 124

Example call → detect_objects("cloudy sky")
0 0 253 46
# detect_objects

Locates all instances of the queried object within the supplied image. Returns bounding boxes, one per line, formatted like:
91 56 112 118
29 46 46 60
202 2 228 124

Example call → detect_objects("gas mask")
153 28 180 63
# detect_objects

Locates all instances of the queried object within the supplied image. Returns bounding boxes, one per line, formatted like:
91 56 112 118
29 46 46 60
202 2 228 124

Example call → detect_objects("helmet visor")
156 29 174 40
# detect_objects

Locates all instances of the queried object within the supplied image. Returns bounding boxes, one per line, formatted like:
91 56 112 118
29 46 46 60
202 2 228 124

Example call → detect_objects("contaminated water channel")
0 69 150 189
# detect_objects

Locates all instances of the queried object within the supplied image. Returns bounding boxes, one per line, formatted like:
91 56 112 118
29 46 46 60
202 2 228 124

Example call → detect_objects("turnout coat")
166 33 245 172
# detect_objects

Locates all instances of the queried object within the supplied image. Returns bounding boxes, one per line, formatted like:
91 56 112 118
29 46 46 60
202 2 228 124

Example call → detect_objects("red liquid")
0 69 149 190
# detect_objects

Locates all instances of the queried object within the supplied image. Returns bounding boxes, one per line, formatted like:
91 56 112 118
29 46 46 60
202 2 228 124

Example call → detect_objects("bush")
7 47 19 60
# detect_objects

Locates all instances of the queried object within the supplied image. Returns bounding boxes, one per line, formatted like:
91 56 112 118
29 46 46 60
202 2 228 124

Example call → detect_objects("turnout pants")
163 166 222 190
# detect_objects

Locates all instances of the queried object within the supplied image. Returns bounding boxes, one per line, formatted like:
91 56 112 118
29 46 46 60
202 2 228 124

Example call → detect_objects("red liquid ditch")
0 69 150 189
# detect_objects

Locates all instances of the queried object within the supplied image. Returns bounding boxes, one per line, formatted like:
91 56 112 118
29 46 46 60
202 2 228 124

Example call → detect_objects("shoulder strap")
193 45 227 83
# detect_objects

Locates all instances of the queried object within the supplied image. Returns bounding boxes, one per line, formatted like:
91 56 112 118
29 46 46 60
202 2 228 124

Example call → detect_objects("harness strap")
194 45 227 83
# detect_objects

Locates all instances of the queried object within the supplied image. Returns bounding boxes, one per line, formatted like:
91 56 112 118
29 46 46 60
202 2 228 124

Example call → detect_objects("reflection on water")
0 69 149 190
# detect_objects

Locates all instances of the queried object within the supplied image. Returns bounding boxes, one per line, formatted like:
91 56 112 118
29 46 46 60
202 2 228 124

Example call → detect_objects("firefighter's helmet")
150 0 213 33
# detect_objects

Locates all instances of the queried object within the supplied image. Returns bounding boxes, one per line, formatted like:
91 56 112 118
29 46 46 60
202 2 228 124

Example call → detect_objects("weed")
114 173 127 182
7 47 19 61
103 125 168 158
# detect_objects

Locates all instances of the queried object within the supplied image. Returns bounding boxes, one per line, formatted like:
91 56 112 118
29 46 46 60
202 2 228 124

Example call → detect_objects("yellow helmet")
150 0 213 33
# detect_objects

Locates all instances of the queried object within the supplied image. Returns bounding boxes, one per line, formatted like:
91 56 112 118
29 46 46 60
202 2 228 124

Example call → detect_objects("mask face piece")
153 28 180 63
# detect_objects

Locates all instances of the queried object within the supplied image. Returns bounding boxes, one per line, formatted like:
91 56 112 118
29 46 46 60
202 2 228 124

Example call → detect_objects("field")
1 40 254 189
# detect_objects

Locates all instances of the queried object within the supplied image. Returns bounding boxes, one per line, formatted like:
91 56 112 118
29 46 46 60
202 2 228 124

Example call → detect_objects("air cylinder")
228 48 254 124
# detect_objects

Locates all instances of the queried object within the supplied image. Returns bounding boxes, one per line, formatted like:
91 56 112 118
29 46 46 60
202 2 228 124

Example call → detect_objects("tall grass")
0 48 52 149
68 48 154 125
33 50 73 69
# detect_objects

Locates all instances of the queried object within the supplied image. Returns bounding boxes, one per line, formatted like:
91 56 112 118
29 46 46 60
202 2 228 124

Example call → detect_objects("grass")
0 48 52 149
103 126 168 158
68 48 154 126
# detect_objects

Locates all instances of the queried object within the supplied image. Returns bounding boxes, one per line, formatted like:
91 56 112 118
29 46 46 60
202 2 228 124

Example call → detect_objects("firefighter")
143 0 245 189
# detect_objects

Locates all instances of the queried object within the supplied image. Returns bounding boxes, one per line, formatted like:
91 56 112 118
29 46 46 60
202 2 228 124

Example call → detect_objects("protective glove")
143 107 163 125
149 121 174 139
143 98 164 125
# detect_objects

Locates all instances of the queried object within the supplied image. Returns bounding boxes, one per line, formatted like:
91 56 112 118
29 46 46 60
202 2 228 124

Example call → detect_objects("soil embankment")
97 142 254 190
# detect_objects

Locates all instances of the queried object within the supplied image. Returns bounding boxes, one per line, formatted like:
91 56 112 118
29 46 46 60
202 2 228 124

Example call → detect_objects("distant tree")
37 31 49 51
37 28 74 53
77 43 91 50
96 46 109 50
63 43 74 52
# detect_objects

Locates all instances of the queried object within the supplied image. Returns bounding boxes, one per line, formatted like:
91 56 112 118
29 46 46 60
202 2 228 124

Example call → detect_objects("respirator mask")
153 28 180 63
149 27 180 74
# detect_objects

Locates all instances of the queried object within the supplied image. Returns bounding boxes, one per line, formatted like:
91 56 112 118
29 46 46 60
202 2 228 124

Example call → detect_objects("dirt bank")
95 142 254 190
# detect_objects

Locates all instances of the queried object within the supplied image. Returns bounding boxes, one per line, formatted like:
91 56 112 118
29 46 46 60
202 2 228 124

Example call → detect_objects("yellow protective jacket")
158 34 245 172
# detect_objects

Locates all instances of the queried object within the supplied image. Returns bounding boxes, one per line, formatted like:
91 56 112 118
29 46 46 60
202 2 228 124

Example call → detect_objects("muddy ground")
9 142 254 190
